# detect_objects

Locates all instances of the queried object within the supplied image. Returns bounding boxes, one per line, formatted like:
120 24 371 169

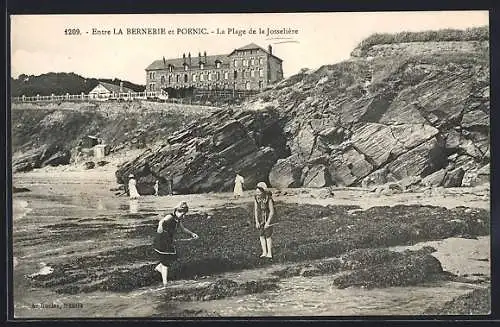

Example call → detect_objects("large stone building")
145 43 283 92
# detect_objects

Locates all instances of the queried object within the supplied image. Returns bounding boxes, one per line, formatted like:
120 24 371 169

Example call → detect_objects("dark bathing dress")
255 192 274 238
153 214 179 266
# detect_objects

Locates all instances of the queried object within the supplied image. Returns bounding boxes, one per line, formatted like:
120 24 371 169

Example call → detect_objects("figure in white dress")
128 174 140 199
233 173 245 199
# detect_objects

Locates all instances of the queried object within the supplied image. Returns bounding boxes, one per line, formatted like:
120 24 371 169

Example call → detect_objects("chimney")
204 51 207 63
183 53 186 64
163 56 166 66
188 52 192 66
198 52 202 63
120 81 123 93
268 45 273 54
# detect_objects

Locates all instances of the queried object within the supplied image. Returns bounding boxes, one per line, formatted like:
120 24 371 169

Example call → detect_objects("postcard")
10 11 490 318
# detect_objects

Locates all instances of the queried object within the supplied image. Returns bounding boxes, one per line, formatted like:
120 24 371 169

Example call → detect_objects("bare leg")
259 236 268 257
161 265 168 286
265 237 273 258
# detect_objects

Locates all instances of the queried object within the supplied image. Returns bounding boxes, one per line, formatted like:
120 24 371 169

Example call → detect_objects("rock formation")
114 30 489 193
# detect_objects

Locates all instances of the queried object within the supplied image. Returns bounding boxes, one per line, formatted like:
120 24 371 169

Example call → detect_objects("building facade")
145 43 283 92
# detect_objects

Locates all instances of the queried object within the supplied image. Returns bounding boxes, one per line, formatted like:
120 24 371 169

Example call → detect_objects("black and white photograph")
9 11 491 318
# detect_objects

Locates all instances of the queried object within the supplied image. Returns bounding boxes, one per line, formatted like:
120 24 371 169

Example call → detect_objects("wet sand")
12 167 491 317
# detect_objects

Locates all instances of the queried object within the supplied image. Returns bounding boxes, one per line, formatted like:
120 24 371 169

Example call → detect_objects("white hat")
176 201 189 212
256 182 268 190
128 174 134 178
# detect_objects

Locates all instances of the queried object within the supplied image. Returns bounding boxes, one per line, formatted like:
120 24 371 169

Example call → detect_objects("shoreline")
13 165 490 211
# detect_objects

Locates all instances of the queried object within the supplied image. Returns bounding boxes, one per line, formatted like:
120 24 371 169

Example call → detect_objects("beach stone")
84 161 95 169
442 168 465 188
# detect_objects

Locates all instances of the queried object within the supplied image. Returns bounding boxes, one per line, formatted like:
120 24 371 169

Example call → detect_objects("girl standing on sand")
153 201 198 287
128 174 140 199
154 180 159 196
233 173 245 199
254 182 275 258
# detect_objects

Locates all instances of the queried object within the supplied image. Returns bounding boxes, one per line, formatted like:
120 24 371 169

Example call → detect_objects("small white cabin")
89 81 134 100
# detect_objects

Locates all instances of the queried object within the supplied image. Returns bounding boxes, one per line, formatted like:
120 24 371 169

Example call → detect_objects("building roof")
229 43 283 62
235 43 262 51
94 81 135 93
146 54 230 71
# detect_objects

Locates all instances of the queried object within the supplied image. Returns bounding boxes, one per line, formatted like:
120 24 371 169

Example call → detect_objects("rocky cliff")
117 32 489 193
11 101 215 173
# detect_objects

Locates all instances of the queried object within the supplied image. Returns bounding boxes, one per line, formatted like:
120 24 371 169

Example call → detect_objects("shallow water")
11 174 490 318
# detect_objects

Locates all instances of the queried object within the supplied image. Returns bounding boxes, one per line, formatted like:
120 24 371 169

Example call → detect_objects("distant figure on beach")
254 182 275 259
154 180 159 196
128 174 140 199
166 172 174 196
153 201 198 287
233 173 245 199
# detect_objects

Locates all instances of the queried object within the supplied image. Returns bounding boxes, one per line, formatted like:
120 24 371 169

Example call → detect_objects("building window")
192 74 197 82
259 57 264 65
243 59 248 67
184 65 188 71
184 74 188 83
216 72 221 80
161 76 165 84
234 70 238 79
245 81 251 90
168 75 172 84
251 70 255 78
241 71 245 80
149 83 155 91
224 71 229 80
208 73 212 81
234 60 238 67
169 66 173 72
200 63 204 69
216 62 221 69
259 81 263 89
200 74 205 81
176 75 180 83
259 69 264 77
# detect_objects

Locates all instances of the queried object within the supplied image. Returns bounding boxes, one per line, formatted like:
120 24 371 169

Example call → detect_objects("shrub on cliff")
352 26 489 57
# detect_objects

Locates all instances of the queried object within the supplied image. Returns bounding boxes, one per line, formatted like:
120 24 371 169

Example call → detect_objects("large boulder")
421 168 447 187
290 123 316 160
12 144 60 173
461 109 489 128
333 248 446 289
328 147 373 186
464 163 490 187
350 123 438 168
387 137 446 179
303 164 331 188
442 168 465 188
269 155 304 189
42 150 71 167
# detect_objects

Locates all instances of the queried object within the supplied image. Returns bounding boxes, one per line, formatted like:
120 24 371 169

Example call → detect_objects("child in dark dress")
153 201 198 287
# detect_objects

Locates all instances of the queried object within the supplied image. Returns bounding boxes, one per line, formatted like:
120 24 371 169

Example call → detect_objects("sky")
11 11 489 85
